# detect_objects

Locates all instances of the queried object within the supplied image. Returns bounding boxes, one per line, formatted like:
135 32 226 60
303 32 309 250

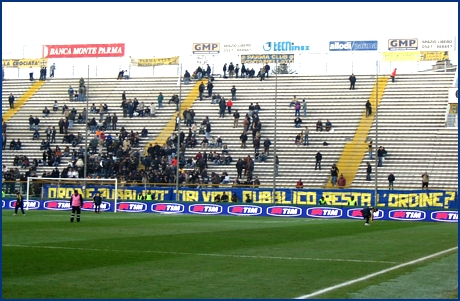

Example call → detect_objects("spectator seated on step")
257 151 268 163
221 144 229 155
90 103 97 113
200 136 209 148
316 119 323 132
43 107 50 117
325 119 333 132
216 136 223 148
254 103 261 113
294 116 303 128
208 136 216 148
32 130 40 140
53 101 59 112
289 96 298 108
40 139 50 150
223 153 233 165
141 127 148 137
72 133 83 147
220 171 230 184
295 133 302 145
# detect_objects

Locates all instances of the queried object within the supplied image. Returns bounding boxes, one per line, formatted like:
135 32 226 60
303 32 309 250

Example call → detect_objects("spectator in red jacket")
390 68 397 83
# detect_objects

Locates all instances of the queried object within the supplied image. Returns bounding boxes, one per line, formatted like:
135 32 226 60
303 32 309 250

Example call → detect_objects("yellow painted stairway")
325 76 389 188
142 81 201 158
2 81 46 122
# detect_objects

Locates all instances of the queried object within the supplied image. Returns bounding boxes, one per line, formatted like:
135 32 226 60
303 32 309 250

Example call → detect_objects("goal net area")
26 177 119 212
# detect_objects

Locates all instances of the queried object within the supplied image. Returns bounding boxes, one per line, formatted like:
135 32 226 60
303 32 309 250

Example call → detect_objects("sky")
2 2 458 77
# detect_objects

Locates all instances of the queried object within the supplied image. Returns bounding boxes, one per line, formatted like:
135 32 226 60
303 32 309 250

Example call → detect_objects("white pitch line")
295 246 458 299
2 244 398 264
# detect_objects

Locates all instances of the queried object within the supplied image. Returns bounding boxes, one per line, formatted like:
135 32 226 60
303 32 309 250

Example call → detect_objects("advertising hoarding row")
2 58 48 68
2 199 457 223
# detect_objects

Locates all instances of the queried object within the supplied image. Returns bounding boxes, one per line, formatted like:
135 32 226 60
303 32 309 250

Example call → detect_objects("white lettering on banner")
50 48 71 55
73 47 97 55
98 47 122 54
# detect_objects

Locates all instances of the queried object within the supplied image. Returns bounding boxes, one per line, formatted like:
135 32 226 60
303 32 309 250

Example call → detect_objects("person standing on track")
92 192 102 214
13 190 25 216
69 190 84 222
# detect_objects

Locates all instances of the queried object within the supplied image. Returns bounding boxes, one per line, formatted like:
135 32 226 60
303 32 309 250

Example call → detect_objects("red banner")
43 43 125 58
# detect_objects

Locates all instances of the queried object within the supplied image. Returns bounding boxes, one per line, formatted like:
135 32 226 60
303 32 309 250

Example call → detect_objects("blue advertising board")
2 199 457 223
40 185 458 209
329 41 378 51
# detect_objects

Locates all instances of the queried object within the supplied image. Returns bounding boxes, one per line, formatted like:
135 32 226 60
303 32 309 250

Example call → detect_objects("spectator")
294 116 302 128
263 137 271 155
218 98 226 118
421 172 429 189
390 68 397 83
207 80 213 97
302 99 307 116
264 63 270 77
141 127 148 137
253 176 260 187
43 107 50 117
303 126 309 146
8 93 15 109
235 64 240 78
230 85 237 101
316 119 323 132
295 132 302 145
223 63 227 78
330 164 339 186
199 82 205 101
184 70 191 84
366 162 372 181
377 146 385 167
349 73 356 90
294 101 301 116
257 151 267 163
289 95 297 107
296 179 304 189
68 86 74 101
325 119 332 131
32 130 40 140
226 99 233 115
368 140 373 159
338 174 346 188
228 62 235 78
315 151 322 170
157 92 163 108
388 173 395 189
366 99 372 117
28 115 34 130
33 116 40 131
233 110 240 128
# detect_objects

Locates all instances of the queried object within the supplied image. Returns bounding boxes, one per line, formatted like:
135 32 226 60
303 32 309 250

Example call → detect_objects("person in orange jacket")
390 68 397 83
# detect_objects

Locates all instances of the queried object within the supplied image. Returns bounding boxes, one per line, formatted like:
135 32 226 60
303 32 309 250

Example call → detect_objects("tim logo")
189 204 223 215
306 207 342 218
347 208 384 220
9 200 41 210
388 39 418 50
81 201 111 212
228 205 262 216
389 210 426 221
151 203 184 214
267 206 302 217
193 43 220 54
431 211 458 223
43 201 71 210
117 202 147 212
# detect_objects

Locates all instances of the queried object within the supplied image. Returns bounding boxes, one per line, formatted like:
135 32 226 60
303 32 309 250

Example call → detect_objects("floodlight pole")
272 60 278 203
83 65 90 198
175 64 183 202
374 61 379 207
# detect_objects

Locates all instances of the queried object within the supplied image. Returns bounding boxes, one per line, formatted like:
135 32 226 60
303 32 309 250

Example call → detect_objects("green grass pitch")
2 210 458 299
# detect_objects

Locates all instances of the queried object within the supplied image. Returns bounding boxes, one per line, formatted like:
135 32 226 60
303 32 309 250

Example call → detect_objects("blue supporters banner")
329 41 378 51
40 185 458 209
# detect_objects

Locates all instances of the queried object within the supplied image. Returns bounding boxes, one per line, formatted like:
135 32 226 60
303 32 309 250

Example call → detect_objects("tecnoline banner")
329 41 378 51
2 58 48 68
40 185 458 209
2 200 457 223
43 43 125 58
